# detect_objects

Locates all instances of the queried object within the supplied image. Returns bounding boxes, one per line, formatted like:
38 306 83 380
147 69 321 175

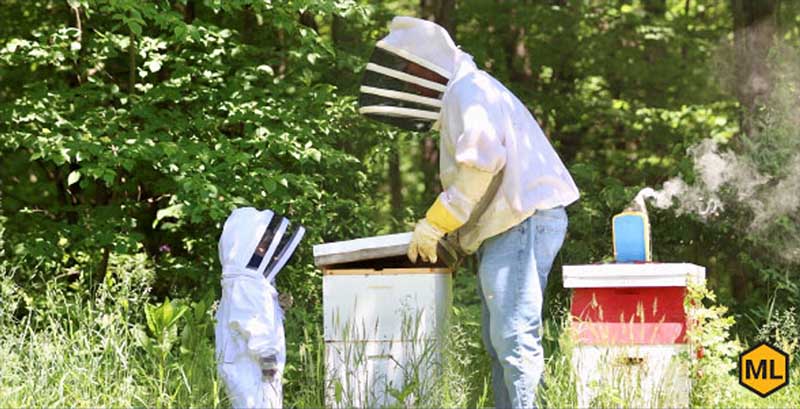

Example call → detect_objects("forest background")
1 0 799 407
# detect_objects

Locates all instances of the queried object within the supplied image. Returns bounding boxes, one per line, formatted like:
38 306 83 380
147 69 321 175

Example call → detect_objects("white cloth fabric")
377 16 459 79
215 207 285 408
378 17 581 253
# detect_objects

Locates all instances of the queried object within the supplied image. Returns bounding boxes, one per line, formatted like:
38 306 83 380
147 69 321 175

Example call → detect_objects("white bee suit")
215 208 285 408
362 16 580 254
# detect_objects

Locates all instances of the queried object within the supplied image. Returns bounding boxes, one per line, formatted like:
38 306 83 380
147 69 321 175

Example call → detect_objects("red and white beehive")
563 263 705 408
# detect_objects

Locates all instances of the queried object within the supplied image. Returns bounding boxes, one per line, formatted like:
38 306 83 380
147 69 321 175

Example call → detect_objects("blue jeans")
477 207 568 409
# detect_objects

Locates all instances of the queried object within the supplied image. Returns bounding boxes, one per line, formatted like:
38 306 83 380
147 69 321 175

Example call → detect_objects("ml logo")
739 342 790 397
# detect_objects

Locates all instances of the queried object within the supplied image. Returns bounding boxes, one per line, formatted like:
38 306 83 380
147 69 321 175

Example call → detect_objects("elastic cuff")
426 198 464 233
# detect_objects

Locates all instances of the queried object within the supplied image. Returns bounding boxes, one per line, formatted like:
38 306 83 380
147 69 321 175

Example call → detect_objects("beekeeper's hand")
408 219 445 264
409 195 468 263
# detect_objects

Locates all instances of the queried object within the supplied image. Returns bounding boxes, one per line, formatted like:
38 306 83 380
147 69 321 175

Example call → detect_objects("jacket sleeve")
226 280 279 358
452 102 506 174
426 92 506 232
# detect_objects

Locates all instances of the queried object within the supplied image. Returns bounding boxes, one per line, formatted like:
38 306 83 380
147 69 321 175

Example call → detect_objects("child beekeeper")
215 207 305 408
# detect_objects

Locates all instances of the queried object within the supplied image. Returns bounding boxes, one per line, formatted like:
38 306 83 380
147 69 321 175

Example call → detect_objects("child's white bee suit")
215 207 302 408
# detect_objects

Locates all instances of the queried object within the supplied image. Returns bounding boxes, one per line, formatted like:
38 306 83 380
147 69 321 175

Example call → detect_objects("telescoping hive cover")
313 232 458 269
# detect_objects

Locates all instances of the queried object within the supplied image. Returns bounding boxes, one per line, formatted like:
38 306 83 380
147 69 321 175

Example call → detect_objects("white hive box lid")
563 263 705 288
313 232 456 269
313 232 413 267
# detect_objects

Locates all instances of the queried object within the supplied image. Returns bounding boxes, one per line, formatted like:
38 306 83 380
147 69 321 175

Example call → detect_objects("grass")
0 255 223 408
1 255 799 408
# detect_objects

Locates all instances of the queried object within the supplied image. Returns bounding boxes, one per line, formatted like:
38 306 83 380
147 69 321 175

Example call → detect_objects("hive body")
315 234 452 408
563 263 705 408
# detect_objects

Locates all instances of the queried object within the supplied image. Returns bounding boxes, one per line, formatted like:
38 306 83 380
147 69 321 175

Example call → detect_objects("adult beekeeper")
215 207 305 409
358 17 580 408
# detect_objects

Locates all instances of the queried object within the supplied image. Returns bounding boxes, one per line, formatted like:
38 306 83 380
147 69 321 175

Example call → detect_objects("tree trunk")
332 14 345 46
730 0 778 139
299 10 318 33
331 14 359 49
433 0 456 35
128 25 136 93
388 140 404 223
70 2 82 86
681 0 691 60
183 0 195 24
728 0 778 302
504 2 534 84
643 0 667 16
242 5 256 44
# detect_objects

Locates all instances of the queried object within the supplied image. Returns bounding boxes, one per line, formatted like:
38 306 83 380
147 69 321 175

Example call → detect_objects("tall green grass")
1 256 799 408
0 255 224 408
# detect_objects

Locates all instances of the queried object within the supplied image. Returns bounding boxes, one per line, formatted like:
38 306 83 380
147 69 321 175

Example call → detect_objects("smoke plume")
642 34 800 263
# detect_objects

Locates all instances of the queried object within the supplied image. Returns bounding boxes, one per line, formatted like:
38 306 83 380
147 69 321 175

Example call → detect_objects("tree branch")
129 25 136 93
72 3 82 43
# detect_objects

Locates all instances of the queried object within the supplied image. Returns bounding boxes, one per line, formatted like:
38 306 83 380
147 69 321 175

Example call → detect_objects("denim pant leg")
478 207 568 408
479 277 512 409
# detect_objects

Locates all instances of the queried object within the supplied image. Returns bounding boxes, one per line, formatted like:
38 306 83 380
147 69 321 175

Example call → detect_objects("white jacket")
439 54 580 253
215 208 285 408
376 17 580 253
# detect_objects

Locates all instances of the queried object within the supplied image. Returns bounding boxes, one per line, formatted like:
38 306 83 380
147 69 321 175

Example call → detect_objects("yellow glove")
407 219 445 264
408 196 466 263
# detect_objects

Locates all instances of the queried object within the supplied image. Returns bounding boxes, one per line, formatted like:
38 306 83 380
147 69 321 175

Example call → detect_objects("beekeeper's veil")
359 16 459 132
219 207 305 281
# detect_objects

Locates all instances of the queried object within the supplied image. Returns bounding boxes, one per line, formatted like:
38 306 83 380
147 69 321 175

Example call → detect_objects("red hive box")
563 263 705 408
565 263 705 345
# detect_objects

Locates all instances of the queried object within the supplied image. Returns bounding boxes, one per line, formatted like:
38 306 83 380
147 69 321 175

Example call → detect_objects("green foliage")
756 306 799 358
2 0 800 407
685 282 742 407
0 254 222 407
685 282 800 408
0 0 379 299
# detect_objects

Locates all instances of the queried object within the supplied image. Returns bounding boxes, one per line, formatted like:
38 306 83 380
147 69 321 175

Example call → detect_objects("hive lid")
314 232 411 267
563 263 705 288
313 232 456 269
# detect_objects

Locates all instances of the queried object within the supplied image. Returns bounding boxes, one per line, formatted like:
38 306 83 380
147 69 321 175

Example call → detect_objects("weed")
0 254 223 408
3 258 800 408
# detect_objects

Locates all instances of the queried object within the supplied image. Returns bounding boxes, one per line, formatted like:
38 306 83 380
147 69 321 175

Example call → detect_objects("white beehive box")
563 263 705 408
571 344 691 408
314 233 452 408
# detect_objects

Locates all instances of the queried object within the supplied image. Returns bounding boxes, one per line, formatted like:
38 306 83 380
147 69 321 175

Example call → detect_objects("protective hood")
218 207 305 282
358 16 460 132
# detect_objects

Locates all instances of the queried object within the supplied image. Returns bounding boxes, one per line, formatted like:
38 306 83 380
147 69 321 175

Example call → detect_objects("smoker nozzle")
627 187 656 214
